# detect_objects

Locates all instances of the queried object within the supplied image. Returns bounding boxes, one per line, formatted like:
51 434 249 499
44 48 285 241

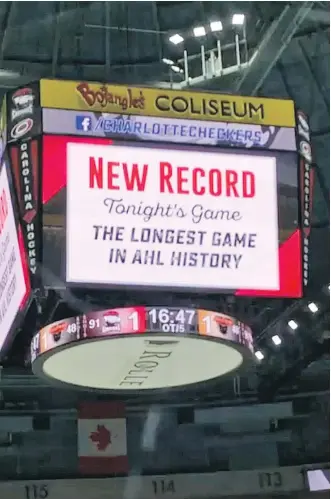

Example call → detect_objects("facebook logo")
76 116 92 132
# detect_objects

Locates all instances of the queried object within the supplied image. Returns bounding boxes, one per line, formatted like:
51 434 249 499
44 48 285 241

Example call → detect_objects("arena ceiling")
0 1 328 221
0 1 329 404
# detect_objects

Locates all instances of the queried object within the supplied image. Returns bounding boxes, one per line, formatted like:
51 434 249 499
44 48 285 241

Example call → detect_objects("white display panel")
66 142 279 291
0 163 28 351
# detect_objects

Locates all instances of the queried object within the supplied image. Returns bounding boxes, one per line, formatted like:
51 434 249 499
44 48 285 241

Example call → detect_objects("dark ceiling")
0 1 328 221
0 1 329 402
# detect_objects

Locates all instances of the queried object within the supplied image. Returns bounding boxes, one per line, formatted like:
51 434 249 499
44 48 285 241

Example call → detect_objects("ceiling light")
272 335 282 346
169 34 184 45
232 14 245 25
210 21 223 32
193 26 206 37
308 302 319 313
255 350 264 361
288 320 298 331
162 58 174 65
171 65 183 73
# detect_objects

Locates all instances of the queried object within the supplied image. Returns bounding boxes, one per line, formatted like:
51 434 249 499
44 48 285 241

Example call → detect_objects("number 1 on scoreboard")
123 307 146 334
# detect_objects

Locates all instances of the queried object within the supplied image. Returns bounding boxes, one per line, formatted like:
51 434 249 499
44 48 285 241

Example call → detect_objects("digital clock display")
147 308 198 333
31 306 253 358
31 306 254 391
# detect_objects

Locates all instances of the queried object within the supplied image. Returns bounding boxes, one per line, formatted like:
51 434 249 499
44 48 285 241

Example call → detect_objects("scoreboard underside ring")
31 307 254 392
32 332 253 392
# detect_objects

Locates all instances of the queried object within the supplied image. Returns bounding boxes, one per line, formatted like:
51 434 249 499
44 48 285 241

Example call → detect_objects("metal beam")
304 4 330 23
298 38 330 113
235 2 314 95
311 127 330 137
0 2 13 67
104 2 111 79
151 2 163 62
277 61 293 97
51 3 62 77
85 24 166 35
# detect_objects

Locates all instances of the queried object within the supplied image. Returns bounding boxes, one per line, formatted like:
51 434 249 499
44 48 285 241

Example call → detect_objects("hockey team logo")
102 310 121 333
300 141 312 163
10 117 33 140
11 87 35 121
30 333 40 362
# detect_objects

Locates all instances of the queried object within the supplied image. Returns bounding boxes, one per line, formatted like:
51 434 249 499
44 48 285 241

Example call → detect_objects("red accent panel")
31 139 39 203
42 135 113 204
79 402 125 419
17 224 31 309
235 229 303 298
300 159 315 238
10 146 21 200
78 455 129 474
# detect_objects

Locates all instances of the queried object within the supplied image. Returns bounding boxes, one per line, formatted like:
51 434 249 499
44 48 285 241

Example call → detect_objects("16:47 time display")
147 308 197 333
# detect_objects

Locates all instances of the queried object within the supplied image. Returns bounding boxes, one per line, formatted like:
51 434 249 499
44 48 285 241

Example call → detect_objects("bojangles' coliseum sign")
40 78 296 127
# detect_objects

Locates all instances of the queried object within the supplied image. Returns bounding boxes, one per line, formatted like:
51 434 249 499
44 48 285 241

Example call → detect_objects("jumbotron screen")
0 158 31 356
42 135 301 297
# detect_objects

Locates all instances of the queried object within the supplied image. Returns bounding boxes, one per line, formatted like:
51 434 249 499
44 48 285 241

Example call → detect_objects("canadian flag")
78 402 128 475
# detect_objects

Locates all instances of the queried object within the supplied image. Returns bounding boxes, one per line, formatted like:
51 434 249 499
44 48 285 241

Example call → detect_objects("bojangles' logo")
76 82 145 112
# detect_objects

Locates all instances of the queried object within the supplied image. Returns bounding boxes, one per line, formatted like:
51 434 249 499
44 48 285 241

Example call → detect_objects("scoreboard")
32 306 253 359
31 307 253 391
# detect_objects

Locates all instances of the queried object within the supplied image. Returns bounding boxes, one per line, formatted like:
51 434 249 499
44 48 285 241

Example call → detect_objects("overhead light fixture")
255 350 264 361
169 33 184 45
162 58 175 65
272 335 282 346
193 26 206 37
288 320 298 331
232 14 245 25
308 302 319 313
171 65 183 73
210 21 223 32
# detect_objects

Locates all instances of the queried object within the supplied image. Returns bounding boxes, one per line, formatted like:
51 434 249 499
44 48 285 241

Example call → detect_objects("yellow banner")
40 79 295 127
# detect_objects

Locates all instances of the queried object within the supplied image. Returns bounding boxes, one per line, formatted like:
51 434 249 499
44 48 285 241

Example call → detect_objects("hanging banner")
40 79 296 127
296 109 314 289
0 95 7 160
9 139 41 285
78 402 128 474
0 159 31 357
42 108 297 151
